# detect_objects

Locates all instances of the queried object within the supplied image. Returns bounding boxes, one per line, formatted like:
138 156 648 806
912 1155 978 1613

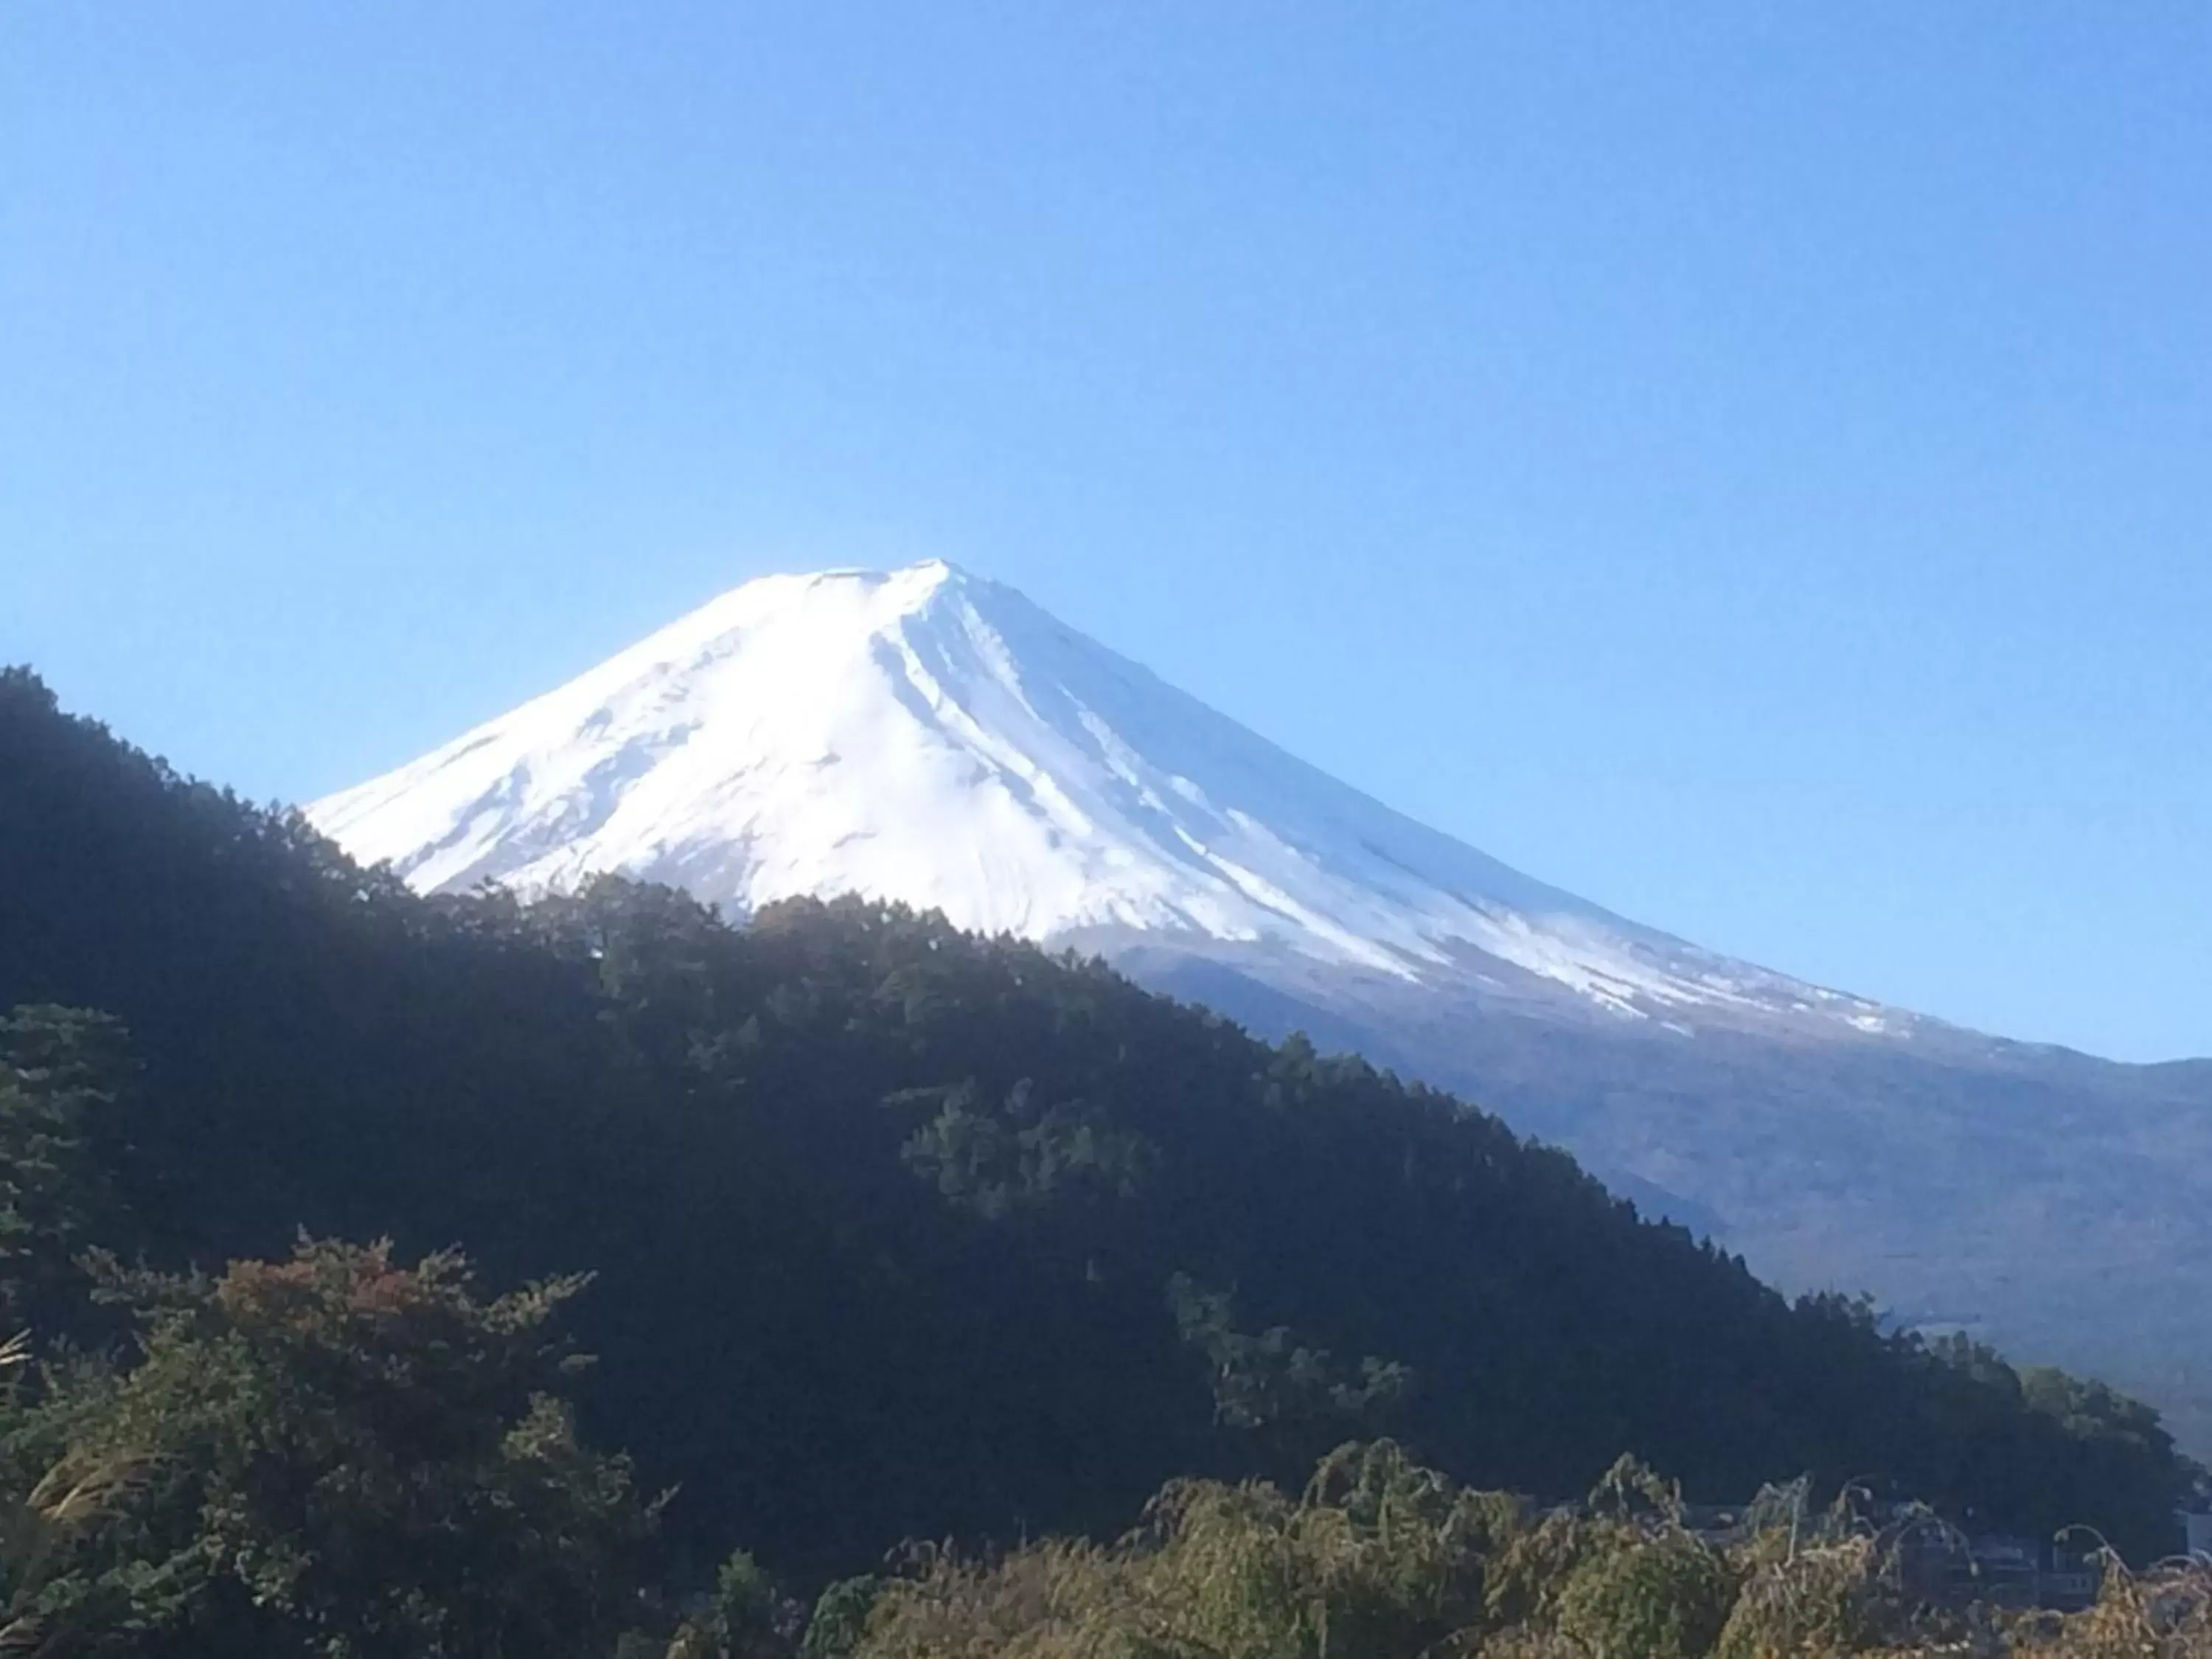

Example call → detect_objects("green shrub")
801 1576 882 1659
1552 1532 1737 1659
1712 1537 1882 1659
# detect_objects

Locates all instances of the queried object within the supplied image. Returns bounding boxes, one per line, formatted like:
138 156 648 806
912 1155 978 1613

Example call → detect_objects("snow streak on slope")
310 561 1897 1032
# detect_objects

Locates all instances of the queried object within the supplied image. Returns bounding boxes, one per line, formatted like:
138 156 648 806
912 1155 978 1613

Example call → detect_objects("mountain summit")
312 560 1897 1039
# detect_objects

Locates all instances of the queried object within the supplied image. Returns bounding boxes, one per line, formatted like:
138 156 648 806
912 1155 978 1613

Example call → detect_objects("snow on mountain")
309 560 1897 1035
296 560 2212 1458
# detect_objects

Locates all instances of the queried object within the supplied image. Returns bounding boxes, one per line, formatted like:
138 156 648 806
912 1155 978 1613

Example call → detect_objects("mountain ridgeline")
0 665 2197 1579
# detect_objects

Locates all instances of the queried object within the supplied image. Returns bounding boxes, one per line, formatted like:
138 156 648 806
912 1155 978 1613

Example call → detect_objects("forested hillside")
0 665 2197 1589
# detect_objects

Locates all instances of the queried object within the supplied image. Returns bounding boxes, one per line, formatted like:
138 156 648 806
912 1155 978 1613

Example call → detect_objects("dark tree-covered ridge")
0 665 2196 1576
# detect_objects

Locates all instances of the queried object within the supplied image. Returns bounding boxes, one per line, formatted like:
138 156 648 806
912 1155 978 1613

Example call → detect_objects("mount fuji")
311 560 2212 1452
312 560 1897 1037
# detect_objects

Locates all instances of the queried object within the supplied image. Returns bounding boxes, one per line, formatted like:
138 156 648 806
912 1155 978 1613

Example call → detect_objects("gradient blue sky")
4 4 2206 1061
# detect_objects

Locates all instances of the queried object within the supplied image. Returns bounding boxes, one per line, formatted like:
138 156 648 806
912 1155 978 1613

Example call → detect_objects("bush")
1551 1532 1737 1659
1713 1536 1884 1659
2 1237 658 1659
853 1442 1510 1659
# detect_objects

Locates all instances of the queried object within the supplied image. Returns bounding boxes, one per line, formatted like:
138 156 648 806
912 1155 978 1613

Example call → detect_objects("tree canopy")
0 664 2199 1592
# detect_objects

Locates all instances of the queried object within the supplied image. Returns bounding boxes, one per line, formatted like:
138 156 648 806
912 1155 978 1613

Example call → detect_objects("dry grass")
831 1444 2212 1659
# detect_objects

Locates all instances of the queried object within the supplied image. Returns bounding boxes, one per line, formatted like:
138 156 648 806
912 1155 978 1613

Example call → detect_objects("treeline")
0 663 2201 1609
5 1158 2206 1655
6 1031 2209 1657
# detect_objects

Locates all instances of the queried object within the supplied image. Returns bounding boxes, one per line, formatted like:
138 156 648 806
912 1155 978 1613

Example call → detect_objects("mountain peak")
309 563 1901 1037
772 555 979 602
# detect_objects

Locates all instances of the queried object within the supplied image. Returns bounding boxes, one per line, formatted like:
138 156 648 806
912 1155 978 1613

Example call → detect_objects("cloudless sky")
3 4 2207 1060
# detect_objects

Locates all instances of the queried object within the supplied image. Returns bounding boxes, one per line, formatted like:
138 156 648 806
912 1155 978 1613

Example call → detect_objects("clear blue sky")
3 4 2206 1061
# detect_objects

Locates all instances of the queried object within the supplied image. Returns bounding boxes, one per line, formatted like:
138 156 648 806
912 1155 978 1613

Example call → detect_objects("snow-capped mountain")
311 560 1900 1040
312 559 2212 1456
